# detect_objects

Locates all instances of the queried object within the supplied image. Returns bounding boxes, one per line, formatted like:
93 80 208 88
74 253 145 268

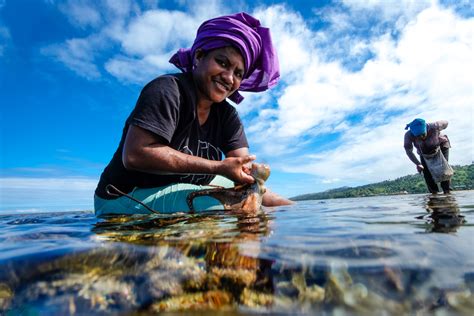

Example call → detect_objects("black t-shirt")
95 73 248 199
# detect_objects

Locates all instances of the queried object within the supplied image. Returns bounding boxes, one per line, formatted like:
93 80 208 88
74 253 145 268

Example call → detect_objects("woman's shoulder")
144 73 192 90
433 120 448 130
139 73 196 103
404 129 414 139
427 120 448 132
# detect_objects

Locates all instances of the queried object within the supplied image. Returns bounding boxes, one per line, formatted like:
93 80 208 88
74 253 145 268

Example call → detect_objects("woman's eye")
216 58 227 67
235 71 243 79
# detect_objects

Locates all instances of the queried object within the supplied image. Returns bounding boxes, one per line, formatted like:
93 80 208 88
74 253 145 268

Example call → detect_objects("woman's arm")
405 148 421 166
435 120 448 131
262 189 294 206
123 125 256 184
405 148 424 173
403 131 422 171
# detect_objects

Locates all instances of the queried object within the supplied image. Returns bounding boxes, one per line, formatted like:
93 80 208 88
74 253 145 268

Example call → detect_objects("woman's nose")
221 69 234 85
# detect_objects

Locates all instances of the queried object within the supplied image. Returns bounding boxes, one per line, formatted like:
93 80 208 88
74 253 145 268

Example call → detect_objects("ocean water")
0 191 473 315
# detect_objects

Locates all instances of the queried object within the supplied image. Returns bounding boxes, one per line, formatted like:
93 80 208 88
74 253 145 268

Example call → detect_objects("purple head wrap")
169 12 280 104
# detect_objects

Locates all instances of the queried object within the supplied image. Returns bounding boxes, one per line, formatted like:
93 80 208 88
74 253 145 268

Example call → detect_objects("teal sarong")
94 176 234 216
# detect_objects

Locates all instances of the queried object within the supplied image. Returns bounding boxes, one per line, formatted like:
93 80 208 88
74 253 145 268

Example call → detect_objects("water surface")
1 191 473 315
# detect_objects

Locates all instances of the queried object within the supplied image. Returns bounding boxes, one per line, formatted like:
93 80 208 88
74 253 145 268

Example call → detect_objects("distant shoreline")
291 164 474 201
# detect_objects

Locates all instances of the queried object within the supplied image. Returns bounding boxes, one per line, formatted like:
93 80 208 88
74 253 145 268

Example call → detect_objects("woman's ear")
194 49 205 66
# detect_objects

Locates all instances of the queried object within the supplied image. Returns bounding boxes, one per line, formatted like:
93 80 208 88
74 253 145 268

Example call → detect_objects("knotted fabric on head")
405 118 427 137
169 12 280 104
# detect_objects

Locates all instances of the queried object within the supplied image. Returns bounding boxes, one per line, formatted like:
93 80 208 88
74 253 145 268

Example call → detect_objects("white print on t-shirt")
179 140 223 184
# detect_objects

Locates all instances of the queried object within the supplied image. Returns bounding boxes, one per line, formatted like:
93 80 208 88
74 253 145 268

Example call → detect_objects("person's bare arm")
435 120 448 131
405 148 423 173
405 148 421 166
262 189 294 206
404 131 423 172
122 125 255 184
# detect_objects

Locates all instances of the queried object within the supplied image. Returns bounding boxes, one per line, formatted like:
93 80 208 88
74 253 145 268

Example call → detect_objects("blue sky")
0 0 473 212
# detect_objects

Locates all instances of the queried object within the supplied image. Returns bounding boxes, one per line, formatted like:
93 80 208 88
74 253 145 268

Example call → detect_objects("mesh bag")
422 147 454 183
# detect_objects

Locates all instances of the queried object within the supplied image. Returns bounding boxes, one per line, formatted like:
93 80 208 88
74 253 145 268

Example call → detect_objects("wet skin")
187 163 271 213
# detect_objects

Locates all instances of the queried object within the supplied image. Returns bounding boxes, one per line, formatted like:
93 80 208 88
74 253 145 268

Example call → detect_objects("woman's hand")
223 148 294 206
219 155 256 184
416 164 424 173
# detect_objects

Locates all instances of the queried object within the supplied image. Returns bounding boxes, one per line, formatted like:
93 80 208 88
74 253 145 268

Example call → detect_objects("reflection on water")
421 194 466 233
0 191 473 314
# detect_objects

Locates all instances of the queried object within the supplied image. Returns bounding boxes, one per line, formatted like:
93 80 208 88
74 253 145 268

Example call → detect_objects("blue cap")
405 118 426 137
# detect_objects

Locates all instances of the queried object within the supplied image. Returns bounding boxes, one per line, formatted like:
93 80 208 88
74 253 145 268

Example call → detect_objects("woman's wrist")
211 159 224 176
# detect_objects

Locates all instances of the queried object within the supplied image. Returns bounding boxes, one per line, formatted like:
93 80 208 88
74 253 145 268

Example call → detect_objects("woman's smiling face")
192 46 245 104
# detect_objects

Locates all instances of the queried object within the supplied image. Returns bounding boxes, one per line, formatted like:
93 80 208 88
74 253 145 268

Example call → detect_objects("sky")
0 0 473 213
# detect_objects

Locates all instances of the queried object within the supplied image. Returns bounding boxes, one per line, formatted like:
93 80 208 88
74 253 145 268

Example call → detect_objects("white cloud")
236 90 273 117
57 0 137 29
58 0 102 28
41 1 133 79
104 0 136 18
0 177 96 190
245 2 473 191
41 36 104 79
40 0 473 195
43 1 228 83
104 54 174 84
254 6 313 78
120 10 197 57
106 2 228 80
341 0 432 22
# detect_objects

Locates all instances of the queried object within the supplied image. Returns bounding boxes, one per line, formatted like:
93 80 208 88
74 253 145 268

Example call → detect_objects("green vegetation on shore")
291 163 474 201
